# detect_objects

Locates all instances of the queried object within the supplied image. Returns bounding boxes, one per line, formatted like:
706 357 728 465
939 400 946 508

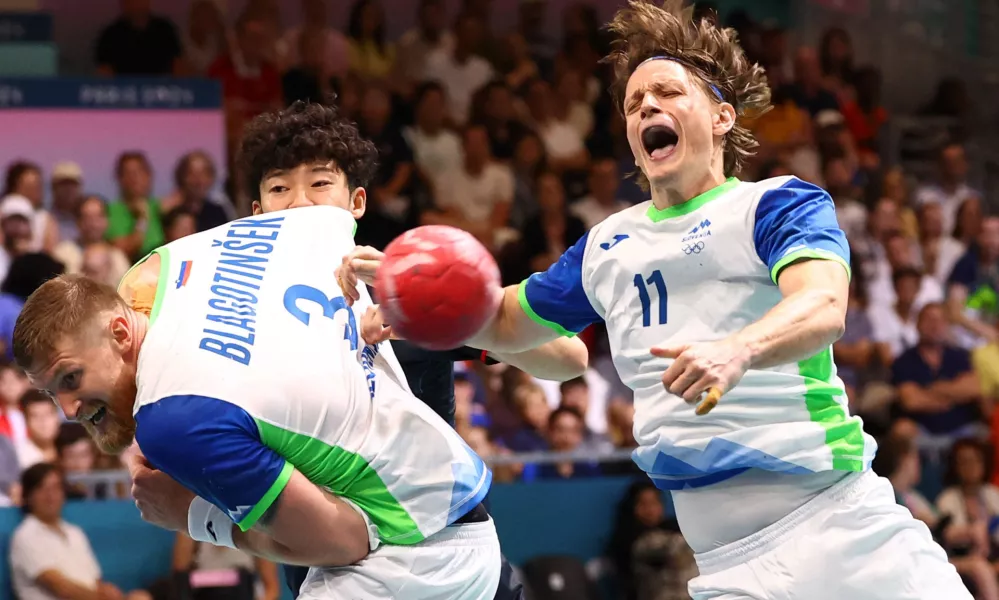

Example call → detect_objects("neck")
465 159 486 175
125 195 146 206
422 27 440 43
454 47 471 62
650 164 727 211
919 340 942 354
36 513 61 526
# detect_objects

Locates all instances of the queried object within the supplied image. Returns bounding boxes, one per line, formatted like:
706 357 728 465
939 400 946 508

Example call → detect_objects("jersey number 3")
283 284 359 350
633 270 667 327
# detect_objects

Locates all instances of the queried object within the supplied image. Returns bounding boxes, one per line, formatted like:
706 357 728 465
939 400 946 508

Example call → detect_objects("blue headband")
638 56 724 102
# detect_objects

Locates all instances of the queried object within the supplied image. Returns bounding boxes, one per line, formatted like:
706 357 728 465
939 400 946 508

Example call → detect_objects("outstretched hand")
650 339 751 415
335 246 384 306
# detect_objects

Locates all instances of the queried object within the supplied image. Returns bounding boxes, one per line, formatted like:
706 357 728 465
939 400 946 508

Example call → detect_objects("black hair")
891 266 922 287
19 388 52 413
173 150 217 189
871 434 914 478
115 151 152 179
55 422 90 456
1 253 65 301
74 194 109 220
2 161 41 197
548 405 584 429
413 81 446 107
162 206 197 234
559 376 588 395
348 0 386 51
20 462 61 514
944 438 992 487
238 100 379 201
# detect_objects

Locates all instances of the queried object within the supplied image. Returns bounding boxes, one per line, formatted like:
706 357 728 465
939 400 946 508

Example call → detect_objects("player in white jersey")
338 2 972 598
8 101 583 600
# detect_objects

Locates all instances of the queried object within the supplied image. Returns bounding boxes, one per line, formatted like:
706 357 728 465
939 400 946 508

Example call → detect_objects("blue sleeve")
518 231 601 336
753 178 851 284
135 395 293 532
947 251 976 287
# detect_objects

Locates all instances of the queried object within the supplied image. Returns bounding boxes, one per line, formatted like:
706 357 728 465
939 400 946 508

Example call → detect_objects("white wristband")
188 496 236 549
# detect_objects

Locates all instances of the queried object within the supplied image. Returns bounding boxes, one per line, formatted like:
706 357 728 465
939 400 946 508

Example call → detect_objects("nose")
289 192 314 209
639 92 662 120
58 393 81 421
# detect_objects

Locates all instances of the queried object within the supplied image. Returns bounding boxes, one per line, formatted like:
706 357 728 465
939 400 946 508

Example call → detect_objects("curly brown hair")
238 99 379 201
605 0 771 179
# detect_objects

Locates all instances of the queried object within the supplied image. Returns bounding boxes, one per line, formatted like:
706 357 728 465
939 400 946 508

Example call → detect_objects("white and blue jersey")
519 176 876 490
127 206 490 544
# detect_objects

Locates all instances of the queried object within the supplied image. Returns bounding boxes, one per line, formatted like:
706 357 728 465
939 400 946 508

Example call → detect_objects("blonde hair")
13 275 125 372
605 0 771 180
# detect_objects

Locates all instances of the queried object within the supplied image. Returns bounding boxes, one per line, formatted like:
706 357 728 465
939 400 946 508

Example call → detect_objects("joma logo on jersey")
682 219 712 242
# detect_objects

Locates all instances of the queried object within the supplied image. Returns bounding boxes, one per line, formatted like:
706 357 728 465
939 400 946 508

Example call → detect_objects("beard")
86 366 139 455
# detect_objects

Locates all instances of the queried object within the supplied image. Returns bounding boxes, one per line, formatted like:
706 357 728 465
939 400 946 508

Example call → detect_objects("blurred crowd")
1 0 998 598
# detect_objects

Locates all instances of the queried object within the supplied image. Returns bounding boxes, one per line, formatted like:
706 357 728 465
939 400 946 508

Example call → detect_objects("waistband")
454 502 489 525
693 470 874 575
425 516 497 548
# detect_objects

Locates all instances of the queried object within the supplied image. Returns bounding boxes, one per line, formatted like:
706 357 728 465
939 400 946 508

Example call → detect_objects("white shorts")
688 470 973 600
298 518 502 600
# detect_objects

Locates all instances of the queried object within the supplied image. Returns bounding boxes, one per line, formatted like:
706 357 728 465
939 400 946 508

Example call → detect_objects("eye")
61 370 82 391
268 185 289 194
311 180 333 188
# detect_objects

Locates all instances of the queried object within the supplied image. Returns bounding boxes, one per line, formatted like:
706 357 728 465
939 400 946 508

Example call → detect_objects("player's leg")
688 471 973 600
297 519 503 600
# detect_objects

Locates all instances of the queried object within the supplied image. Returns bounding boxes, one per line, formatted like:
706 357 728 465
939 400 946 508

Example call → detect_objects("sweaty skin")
117 254 162 315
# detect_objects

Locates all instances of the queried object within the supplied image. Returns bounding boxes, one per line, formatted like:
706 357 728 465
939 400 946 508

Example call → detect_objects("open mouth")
87 405 107 427
641 124 679 160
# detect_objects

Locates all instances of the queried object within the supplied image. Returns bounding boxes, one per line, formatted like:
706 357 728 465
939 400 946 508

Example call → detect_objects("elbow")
815 288 847 342
563 338 589 380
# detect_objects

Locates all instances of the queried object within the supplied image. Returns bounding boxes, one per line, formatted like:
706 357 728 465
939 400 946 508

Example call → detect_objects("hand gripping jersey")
520 176 876 490
127 206 490 544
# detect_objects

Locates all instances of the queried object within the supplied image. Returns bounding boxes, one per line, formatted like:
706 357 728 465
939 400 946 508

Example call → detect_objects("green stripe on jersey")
237 461 293 531
149 247 170 325
254 420 424 545
645 177 739 223
799 347 866 471
769 248 851 285
517 280 579 338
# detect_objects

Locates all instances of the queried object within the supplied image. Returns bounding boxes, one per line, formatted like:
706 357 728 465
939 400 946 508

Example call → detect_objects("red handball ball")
376 226 501 351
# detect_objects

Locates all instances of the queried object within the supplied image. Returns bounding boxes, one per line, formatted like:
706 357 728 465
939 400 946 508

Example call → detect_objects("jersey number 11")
633 270 667 327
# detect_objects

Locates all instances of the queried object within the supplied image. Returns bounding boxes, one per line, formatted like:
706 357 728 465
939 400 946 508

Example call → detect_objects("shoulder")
584 202 648 254
11 515 39 540
936 487 961 507
751 175 831 204
118 253 162 315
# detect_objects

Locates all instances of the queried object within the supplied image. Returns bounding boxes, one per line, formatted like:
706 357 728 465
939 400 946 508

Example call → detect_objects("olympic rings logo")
682 242 705 255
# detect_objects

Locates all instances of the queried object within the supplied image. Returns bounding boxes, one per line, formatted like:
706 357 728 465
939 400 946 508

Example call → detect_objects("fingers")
650 345 685 360
696 387 723 416
360 305 393 345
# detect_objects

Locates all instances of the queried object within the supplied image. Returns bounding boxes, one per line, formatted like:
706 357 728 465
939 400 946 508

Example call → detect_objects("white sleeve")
935 488 968 526
10 526 59 580
496 165 514 203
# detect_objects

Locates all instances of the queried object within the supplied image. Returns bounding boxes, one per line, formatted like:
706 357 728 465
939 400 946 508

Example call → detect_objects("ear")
713 102 737 137
252 200 263 215
109 314 132 354
349 187 367 220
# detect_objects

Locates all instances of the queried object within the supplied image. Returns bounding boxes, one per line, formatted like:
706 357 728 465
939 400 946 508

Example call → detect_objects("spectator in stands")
841 66 888 159
16 390 59 469
870 268 923 365
916 142 979 236
209 12 283 149
396 0 454 87
281 0 349 81
282 26 336 105
0 253 65 362
11 463 152 600
161 151 232 232
95 0 182 76
553 68 594 140
874 434 999 599
607 481 696 600
162 208 198 244
921 77 974 143
819 27 855 100
540 407 600 480
427 123 513 249
517 0 556 77
49 162 84 243
354 84 415 249
571 158 628 230
80 245 119 288
880 167 919 240
947 216 999 349
824 154 866 240
52 195 131 287
524 77 589 174
2 161 58 253
106 152 164 262
893 303 983 442
56 423 102 500
180 0 230 76
405 82 463 192
0 362 28 451
867 232 942 312
509 130 547 230
918 202 966 287
473 80 529 162
423 13 494 125
558 377 613 454
240 0 286 69
499 33 541 91
0 434 18 506
937 439 999 593
346 0 395 81
520 171 585 274
954 196 984 248
785 47 839 117
835 263 881 406
504 382 550 453
171 532 281 600
0 196 40 284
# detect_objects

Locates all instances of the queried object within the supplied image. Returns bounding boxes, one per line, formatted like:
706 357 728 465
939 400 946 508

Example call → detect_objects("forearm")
232 529 330 567
468 285 560 354
932 375 982 402
37 573 100 600
732 287 846 369
490 336 588 381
